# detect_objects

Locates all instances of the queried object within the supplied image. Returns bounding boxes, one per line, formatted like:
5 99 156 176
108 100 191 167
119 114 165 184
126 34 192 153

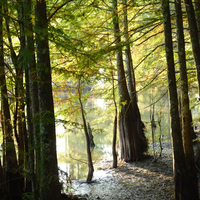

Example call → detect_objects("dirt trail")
70 142 175 200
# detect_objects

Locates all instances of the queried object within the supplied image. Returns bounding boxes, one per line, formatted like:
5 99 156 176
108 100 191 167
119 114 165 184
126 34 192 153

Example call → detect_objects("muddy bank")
69 142 174 200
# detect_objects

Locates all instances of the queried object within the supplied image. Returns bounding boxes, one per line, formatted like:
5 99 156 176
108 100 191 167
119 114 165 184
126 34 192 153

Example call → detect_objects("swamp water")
55 90 172 183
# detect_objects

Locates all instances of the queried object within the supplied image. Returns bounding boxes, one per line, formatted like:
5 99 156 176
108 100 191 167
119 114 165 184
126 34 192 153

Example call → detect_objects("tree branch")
134 44 164 70
48 0 74 22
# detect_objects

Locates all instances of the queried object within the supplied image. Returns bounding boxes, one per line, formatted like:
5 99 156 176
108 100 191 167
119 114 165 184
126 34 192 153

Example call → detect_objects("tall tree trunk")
184 0 200 97
17 0 25 181
162 1 197 199
123 0 148 155
35 1 61 199
112 0 147 162
174 0 199 198
123 0 136 101
24 65 34 193
112 72 118 168
14 67 25 169
25 0 40 198
18 0 34 193
78 80 94 182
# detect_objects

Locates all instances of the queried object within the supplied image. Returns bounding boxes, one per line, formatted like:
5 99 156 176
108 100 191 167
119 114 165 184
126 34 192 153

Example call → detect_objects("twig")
68 154 88 164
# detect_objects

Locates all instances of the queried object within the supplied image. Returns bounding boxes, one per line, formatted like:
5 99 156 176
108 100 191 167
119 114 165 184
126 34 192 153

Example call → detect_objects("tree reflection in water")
55 91 173 181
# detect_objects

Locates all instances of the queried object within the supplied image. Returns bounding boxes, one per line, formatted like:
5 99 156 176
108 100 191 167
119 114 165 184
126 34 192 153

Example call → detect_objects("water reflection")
56 121 112 180
55 90 172 181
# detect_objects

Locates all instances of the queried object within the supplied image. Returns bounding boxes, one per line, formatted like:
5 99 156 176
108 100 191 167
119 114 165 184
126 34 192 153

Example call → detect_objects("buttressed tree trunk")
162 0 198 199
123 0 148 155
112 0 147 162
35 0 61 199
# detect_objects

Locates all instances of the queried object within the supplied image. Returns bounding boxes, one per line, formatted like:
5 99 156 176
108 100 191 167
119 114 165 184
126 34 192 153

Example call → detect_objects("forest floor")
69 142 176 200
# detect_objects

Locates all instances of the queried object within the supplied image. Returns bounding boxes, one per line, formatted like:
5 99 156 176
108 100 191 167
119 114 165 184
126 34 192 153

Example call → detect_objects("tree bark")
184 0 200 97
17 0 29 192
123 0 136 100
35 1 61 199
87 123 95 149
174 0 199 198
17 0 38 193
162 0 197 199
78 80 94 182
25 0 40 198
112 0 147 162
122 0 147 156
112 72 118 168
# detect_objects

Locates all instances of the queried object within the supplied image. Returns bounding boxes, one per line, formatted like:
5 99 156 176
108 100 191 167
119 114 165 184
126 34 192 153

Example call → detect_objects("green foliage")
23 193 33 200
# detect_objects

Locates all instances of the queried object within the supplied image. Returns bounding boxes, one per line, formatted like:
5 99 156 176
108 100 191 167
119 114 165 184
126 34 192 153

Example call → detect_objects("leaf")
121 100 127 106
